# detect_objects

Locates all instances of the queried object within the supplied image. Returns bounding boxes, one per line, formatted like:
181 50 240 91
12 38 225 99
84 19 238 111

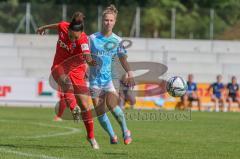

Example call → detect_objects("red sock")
57 98 67 117
81 110 94 139
64 92 77 111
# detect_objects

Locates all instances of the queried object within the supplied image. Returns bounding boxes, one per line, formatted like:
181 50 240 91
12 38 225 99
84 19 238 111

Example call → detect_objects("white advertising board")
0 77 59 106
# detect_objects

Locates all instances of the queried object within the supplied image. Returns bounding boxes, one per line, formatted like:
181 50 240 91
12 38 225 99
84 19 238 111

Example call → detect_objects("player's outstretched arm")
36 23 58 35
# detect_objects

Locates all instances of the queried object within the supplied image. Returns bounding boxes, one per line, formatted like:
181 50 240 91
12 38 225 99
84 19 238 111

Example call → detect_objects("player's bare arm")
36 23 58 35
119 56 135 87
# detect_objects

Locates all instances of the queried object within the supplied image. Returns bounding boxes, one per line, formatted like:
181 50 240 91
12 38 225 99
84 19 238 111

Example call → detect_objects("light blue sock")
97 113 115 138
112 106 128 135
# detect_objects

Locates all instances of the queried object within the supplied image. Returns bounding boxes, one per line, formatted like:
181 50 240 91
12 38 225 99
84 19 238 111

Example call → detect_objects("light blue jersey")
89 32 127 86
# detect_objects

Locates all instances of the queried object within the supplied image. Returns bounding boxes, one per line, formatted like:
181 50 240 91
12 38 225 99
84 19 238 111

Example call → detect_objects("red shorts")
51 64 89 95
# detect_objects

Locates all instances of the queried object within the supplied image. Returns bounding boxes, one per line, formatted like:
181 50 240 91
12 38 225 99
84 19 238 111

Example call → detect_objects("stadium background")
0 1 240 159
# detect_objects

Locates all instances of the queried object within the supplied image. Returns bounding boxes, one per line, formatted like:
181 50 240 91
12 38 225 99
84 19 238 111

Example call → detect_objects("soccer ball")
166 76 187 97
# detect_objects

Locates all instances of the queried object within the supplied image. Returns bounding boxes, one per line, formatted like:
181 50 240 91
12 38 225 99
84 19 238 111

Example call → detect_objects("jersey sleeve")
117 39 127 58
57 21 65 33
80 35 90 55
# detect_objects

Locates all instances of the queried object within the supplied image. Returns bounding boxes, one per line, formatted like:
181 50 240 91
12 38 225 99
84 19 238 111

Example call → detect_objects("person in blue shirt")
208 75 226 112
226 76 240 112
89 5 134 146
181 74 201 111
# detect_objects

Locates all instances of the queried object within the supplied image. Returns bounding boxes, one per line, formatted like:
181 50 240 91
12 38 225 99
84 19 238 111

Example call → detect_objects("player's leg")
220 97 226 112
51 66 77 110
236 98 240 112
227 97 233 112
231 96 240 112
70 67 99 149
116 80 126 109
52 70 80 120
125 89 136 109
119 80 136 109
57 96 66 118
55 89 78 120
182 94 189 110
106 89 132 145
196 97 202 111
178 96 184 110
190 97 201 111
54 93 66 121
91 89 117 144
191 93 201 111
53 90 64 121
74 93 99 149
119 90 126 109
188 98 193 109
211 96 219 112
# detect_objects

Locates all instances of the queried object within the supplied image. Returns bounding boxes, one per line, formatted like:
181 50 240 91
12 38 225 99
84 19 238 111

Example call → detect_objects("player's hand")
126 77 135 88
84 54 97 66
124 71 135 88
87 59 97 66
36 26 46 35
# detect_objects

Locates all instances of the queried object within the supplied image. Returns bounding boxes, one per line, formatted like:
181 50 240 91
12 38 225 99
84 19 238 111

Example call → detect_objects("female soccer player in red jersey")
37 12 99 149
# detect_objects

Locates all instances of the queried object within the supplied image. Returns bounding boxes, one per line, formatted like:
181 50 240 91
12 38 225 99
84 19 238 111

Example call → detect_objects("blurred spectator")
208 75 226 112
180 74 201 111
226 76 240 112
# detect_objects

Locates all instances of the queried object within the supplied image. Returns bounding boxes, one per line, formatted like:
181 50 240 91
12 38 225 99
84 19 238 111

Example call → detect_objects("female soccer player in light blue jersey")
89 4 135 146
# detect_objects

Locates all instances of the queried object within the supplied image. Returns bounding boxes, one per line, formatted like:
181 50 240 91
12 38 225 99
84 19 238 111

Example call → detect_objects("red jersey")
51 21 90 72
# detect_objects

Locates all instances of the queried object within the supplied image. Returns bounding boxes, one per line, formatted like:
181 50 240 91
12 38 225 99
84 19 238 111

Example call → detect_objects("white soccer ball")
166 76 187 97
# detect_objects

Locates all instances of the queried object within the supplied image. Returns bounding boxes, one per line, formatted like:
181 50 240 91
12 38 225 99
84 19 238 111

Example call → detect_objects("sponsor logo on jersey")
58 39 71 52
81 44 89 51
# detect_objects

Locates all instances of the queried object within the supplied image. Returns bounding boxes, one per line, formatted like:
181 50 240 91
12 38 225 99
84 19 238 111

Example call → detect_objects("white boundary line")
0 120 80 139
0 120 81 159
0 148 61 159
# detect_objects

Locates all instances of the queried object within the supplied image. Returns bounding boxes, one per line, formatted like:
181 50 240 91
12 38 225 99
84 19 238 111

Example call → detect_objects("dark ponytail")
69 12 85 32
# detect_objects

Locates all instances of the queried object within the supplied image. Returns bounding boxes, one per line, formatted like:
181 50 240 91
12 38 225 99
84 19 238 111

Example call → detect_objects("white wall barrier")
0 77 59 107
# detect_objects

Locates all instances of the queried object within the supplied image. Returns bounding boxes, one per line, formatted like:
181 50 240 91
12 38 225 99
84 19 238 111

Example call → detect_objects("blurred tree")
0 0 239 39
0 0 25 33
142 0 186 38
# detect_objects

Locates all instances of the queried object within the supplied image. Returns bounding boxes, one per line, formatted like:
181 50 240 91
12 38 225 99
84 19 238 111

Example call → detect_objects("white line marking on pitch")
0 120 81 139
13 122 80 139
0 147 62 159
0 120 80 159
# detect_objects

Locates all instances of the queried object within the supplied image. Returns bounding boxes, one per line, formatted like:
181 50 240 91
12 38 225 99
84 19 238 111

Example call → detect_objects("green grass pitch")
0 107 239 159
